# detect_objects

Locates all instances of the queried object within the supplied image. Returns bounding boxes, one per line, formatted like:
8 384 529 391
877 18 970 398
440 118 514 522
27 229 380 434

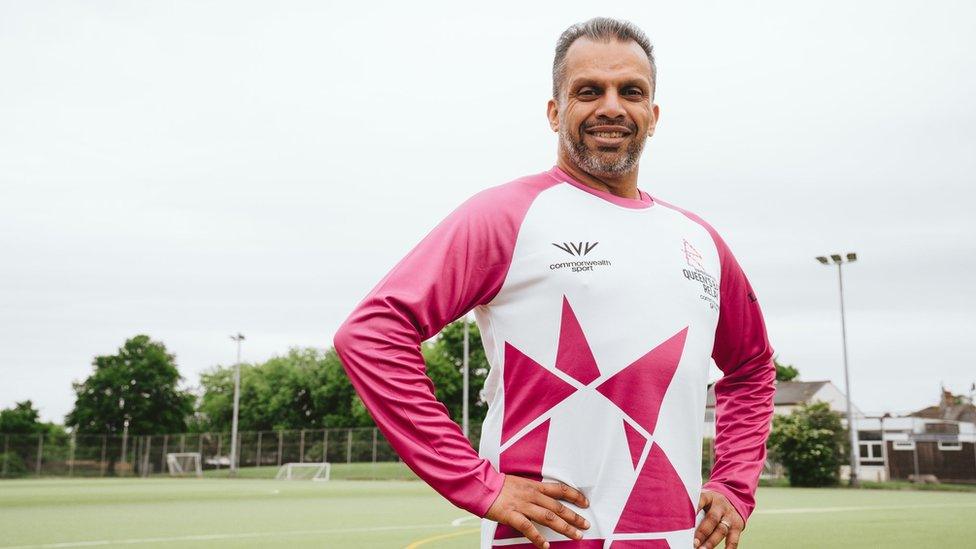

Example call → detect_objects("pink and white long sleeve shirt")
333 166 776 549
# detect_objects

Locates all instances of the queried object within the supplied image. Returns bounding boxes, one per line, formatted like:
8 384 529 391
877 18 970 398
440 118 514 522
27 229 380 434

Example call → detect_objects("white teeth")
592 131 625 138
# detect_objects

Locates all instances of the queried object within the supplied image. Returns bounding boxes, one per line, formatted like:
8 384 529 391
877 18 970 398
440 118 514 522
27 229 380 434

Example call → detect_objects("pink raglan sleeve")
701 232 776 525
332 184 533 517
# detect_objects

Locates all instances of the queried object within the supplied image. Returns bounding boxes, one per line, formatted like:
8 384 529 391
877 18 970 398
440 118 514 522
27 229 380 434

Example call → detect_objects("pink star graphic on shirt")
495 295 695 542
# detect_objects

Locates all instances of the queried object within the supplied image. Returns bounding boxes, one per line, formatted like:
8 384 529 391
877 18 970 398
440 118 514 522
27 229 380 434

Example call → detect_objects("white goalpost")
275 462 331 481
166 452 203 477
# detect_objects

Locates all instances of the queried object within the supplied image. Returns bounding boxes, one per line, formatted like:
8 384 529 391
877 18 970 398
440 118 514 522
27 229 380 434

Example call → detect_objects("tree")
1 401 50 478
767 401 846 487
774 356 799 382
193 320 489 434
193 347 373 432
0 401 44 434
0 399 65 441
0 402 71 478
66 335 194 436
422 319 491 429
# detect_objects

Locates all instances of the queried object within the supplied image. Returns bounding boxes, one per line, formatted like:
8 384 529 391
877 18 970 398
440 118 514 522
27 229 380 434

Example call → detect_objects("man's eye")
578 88 598 97
625 88 645 97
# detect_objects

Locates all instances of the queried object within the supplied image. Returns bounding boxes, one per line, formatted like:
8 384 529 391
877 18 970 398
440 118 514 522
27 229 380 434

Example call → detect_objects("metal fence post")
133 436 141 477
100 435 107 477
372 428 377 463
912 440 920 481
216 434 222 470
69 432 77 477
120 429 128 469
144 436 152 477
346 430 352 464
277 431 283 467
256 432 263 466
160 435 168 472
299 429 305 463
971 441 976 480
323 429 328 463
180 434 186 453
36 433 43 476
2 435 9 478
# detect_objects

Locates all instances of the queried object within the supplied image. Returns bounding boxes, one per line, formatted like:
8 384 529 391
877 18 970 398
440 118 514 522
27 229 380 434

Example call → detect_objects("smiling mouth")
583 125 633 140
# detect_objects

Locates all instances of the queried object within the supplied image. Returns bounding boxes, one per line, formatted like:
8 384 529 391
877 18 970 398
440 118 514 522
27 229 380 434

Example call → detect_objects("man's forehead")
563 37 652 85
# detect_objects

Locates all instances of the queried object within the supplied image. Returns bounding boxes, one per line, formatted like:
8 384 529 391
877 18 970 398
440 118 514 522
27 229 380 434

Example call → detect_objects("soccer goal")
166 452 203 477
275 462 331 481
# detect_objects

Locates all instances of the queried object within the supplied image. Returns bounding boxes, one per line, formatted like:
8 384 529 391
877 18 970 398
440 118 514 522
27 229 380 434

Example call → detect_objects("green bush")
767 401 847 487
0 452 29 478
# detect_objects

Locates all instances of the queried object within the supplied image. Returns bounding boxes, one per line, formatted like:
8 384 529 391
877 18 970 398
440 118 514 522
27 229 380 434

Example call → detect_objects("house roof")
910 404 976 423
907 389 976 423
706 380 829 408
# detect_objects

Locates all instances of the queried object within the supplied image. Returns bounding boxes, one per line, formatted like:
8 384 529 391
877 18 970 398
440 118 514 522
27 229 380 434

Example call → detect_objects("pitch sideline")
5 502 976 549
0 523 452 549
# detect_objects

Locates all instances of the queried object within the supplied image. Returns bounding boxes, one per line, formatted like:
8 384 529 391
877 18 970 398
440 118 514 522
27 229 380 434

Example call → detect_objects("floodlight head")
830 254 843 263
816 256 829 265
847 252 857 262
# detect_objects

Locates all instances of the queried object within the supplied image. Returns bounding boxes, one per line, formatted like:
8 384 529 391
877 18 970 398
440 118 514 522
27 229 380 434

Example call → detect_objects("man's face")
548 38 659 178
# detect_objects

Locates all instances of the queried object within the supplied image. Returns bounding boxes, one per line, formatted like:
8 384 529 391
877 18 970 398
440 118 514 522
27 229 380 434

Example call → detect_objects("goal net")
166 452 203 477
275 462 331 481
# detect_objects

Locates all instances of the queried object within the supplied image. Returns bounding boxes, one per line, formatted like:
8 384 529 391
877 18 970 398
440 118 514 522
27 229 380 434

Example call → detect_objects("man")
334 17 775 549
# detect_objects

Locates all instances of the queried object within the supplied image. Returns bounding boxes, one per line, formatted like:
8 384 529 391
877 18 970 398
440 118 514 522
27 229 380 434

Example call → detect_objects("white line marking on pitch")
0 523 451 549
8 503 976 548
756 502 976 515
451 515 479 527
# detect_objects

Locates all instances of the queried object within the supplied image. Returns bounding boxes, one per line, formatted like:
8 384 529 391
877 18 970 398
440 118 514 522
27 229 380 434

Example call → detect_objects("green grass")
200 462 420 481
1 477 974 548
858 479 976 493
759 476 976 492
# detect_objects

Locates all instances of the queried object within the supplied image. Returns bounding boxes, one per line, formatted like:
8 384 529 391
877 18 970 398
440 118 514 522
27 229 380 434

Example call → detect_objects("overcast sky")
2 1 974 424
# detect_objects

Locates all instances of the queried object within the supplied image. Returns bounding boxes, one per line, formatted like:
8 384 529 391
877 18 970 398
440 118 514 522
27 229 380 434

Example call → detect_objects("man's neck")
556 156 641 200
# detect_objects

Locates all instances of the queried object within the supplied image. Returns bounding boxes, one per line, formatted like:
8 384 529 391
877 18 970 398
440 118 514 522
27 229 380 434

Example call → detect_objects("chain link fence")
2 429 753 481
0 425 483 479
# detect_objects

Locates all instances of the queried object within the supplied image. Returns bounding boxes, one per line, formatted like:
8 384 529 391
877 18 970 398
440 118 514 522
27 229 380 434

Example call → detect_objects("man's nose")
595 89 626 119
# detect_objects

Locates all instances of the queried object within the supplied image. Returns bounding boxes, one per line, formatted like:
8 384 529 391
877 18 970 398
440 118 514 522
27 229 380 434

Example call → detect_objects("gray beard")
559 121 646 178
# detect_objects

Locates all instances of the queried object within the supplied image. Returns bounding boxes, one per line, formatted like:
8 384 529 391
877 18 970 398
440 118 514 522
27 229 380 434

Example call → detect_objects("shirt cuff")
468 471 506 518
701 481 752 527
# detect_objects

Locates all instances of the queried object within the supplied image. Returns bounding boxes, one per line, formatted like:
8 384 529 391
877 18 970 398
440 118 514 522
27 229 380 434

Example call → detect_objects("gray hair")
552 17 656 101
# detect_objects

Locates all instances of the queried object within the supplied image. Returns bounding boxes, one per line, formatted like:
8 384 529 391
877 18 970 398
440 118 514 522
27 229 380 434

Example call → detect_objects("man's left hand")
693 490 744 549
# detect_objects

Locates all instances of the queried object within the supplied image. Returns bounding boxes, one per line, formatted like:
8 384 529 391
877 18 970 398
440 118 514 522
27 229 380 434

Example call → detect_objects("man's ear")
647 103 661 137
547 98 559 132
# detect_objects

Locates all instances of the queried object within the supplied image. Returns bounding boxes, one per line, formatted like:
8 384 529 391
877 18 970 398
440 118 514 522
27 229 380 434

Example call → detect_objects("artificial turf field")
2 466 975 548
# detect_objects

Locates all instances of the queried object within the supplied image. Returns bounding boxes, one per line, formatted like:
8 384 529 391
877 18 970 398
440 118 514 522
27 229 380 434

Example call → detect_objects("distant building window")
937 440 962 451
859 441 884 464
892 440 915 451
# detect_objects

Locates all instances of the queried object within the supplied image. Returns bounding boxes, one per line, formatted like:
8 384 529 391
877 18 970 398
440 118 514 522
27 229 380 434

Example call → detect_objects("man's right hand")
483 474 591 549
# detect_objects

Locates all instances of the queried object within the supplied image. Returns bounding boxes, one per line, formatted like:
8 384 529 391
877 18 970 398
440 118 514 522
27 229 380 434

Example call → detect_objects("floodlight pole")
229 333 245 475
120 416 130 466
462 314 470 440
816 253 860 487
